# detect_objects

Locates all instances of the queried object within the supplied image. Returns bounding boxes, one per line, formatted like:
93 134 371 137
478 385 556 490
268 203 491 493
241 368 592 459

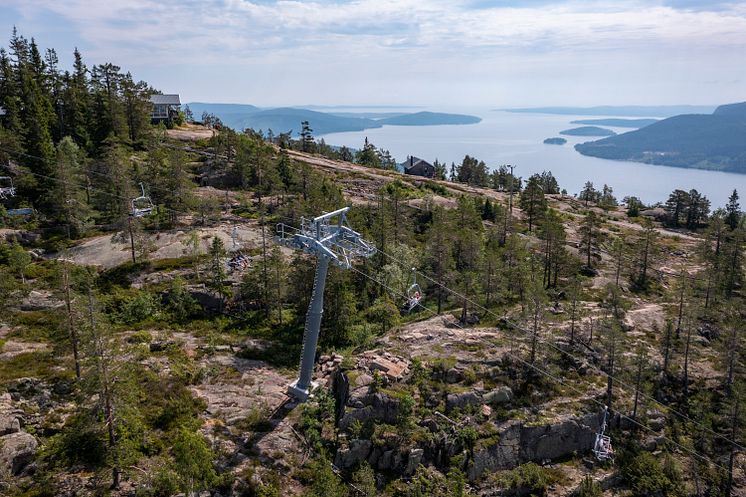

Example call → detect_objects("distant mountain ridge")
503 105 716 117
574 102 746 173
185 103 481 135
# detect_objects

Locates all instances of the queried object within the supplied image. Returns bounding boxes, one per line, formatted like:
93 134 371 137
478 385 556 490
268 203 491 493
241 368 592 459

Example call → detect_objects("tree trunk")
683 321 692 407
63 263 81 380
606 326 616 412
727 398 740 497
632 350 644 421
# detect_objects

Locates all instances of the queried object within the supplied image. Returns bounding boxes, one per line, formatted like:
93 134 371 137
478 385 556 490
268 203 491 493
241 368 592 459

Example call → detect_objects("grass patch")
0 351 61 382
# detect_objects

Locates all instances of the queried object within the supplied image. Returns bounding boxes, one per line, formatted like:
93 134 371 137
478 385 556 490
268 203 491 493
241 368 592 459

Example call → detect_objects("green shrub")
117 291 162 325
128 330 153 344
43 414 107 468
166 276 200 322
621 452 682 497
577 475 602 497
508 462 550 496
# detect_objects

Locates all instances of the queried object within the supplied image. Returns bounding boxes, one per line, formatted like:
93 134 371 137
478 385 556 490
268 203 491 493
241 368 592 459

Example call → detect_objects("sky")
1 0 745 108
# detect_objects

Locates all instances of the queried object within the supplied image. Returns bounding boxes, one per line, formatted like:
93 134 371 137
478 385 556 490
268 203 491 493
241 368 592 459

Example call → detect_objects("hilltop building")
150 94 181 123
401 156 435 178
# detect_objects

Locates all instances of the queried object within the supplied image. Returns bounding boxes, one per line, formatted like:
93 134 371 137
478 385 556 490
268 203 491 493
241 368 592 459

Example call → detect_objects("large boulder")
446 391 482 412
484 386 513 405
0 432 37 475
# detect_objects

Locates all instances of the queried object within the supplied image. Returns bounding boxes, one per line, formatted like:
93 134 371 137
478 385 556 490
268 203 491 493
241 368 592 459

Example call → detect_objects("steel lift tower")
277 207 375 401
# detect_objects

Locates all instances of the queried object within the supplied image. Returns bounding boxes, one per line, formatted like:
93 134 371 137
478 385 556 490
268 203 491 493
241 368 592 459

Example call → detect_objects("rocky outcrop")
0 413 20 436
334 439 423 476
468 412 600 480
335 439 372 469
0 431 37 475
339 392 401 430
19 291 65 311
4 231 41 245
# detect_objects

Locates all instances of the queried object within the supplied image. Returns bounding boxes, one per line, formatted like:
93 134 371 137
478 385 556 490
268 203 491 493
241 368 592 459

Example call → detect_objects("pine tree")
685 189 710 230
207 236 229 311
633 218 657 291
519 174 547 232
525 261 547 365
665 189 690 227
578 210 602 271
579 181 598 206
300 120 314 152
120 72 152 144
425 207 453 314
538 209 567 288
726 189 741 230
90 62 126 145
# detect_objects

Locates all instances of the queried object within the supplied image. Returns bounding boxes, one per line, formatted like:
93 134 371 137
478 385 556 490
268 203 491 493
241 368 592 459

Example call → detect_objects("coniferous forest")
1 31 745 497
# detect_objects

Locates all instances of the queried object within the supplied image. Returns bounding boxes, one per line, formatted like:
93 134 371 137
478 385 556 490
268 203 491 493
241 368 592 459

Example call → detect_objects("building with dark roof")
150 94 181 123
401 156 435 178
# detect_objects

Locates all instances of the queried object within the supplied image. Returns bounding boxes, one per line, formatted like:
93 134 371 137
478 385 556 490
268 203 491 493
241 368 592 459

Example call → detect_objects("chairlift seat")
593 406 613 461
402 282 423 313
593 434 613 461
0 176 15 199
131 196 154 218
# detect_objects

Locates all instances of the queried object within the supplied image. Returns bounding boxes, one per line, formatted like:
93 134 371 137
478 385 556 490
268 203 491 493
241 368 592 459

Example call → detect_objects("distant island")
186 103 481 135
377 111 481 126
574 101 746 174
560 126 616 137
501 105 716 117
543 137 567 145
570 118 659 128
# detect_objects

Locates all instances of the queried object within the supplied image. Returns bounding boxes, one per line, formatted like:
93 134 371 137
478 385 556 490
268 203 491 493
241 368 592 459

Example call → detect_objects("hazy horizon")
1 1 745 108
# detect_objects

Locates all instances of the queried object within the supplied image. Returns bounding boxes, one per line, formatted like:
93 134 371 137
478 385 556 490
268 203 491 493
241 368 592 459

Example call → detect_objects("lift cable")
346 262 732 472
369 241 746 453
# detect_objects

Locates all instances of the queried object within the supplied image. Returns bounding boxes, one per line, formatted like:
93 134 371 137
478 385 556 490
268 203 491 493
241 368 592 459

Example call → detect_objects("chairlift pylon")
402 267 423 313
130 182 154 218
0 176 16 200
593 405 613 461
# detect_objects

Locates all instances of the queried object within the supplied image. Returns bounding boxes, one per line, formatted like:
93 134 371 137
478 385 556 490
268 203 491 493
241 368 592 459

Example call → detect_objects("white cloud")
3 0 746 105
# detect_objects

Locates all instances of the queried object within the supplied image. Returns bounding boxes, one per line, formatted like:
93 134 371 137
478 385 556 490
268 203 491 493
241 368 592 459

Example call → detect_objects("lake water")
319 110 746 208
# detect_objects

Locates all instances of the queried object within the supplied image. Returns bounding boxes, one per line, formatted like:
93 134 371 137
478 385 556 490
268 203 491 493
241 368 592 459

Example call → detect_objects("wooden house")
150 94 181 123
401 156 435 178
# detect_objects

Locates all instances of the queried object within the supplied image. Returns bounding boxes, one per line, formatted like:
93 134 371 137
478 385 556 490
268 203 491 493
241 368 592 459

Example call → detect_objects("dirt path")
166 124 216 141
59 222 267 268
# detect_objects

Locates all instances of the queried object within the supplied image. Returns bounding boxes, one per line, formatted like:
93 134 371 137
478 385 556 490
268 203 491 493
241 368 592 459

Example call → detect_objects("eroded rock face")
335 439 424 477
468 412 600 480
339 392 401 430
335 439 372 469
0 432 38 475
